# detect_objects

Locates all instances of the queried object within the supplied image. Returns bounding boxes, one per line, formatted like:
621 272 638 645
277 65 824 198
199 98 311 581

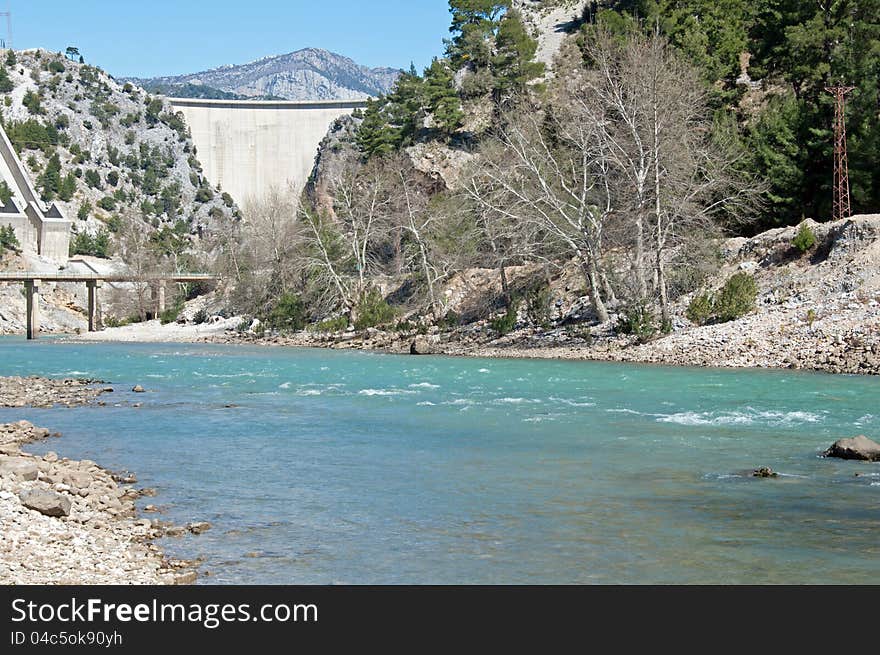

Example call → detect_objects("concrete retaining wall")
169 98 367 207
0 120 71 261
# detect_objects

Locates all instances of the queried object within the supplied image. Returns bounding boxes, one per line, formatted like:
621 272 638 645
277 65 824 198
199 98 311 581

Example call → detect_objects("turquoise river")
1 338 878 584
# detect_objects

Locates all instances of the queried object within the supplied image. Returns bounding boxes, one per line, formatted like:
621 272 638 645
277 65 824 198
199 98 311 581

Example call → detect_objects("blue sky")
10 1 452 77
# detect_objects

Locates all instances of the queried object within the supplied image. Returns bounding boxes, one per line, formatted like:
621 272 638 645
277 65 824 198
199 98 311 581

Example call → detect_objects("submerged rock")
752 467 779 478
19 490 72 517
132 385 146 393
187 521 211 535
823 435 880 461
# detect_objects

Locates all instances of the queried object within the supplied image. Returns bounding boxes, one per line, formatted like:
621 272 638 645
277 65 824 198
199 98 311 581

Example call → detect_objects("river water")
0 338 877 584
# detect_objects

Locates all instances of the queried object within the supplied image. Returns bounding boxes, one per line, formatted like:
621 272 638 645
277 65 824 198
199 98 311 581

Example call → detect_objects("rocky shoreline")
0 379 202 585
193 308 880 377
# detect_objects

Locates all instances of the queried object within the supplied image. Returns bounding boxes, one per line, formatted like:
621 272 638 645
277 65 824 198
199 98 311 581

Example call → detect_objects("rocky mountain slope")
1 49 236 246
126 48 401 101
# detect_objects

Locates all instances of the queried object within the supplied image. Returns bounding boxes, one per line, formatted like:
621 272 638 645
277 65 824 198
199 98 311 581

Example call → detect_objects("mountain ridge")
123 48 401 101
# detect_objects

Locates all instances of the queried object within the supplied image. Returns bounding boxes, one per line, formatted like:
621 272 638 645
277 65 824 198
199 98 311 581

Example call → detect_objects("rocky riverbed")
0 381 204 584
0 376 112 408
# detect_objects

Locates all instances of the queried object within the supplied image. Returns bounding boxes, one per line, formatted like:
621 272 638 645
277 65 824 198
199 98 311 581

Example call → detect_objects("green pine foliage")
354 288 396 330
596 1 880 228
58 171 77 201
713 273 758 322
492 9 545 99
0 224 20 251
0 180 13 204
792 222 817 254
23 89 42 114
423 59 464 137
37 152 62 201
265 292 307 332
0 65 13 93
69 228 111 258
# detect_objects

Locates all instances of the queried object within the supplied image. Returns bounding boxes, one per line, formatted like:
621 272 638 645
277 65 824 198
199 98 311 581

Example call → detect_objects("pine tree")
58 171 77 202
38 152 62 202
492 10 545 99
356 98 398 159
423 59 463 137
4 50 15 67
446 0 511 69
0 65 12 93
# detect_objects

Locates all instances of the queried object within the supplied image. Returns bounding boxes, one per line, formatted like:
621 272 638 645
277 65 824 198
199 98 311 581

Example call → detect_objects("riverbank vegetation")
222 1 783 336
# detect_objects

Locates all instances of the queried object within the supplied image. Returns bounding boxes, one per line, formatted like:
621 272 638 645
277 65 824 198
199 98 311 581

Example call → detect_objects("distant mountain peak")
124 48 401 102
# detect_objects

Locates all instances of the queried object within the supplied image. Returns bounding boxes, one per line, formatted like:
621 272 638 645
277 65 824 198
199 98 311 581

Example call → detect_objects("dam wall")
169 98 368 207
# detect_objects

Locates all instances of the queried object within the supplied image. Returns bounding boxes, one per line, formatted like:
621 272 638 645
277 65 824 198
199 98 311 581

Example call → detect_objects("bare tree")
116 213 160 320
391 156 479 318
469 104 615 322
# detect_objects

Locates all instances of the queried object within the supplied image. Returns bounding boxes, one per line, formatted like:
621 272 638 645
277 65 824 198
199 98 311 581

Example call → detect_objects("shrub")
490 302 518 336
0 180 13 204
103 316 130 328
437 310 461 330
265 292 307 332
686 292 714 326
713 273 757 322
525 284 552 328
23 89 42 114
792 222 816 254
192 309 209 325
159 302 184 325
77 202 91 221
615 302 658 343
104 213 122 233
354 288 396 330
68 228 110 258
0 66 14 93
195 186 214 203
308 315 349 332
97 196 116 211
84 169 101 189
0 224 20 251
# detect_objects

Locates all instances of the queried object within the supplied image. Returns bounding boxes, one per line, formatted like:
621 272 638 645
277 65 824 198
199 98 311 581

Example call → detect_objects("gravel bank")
0 420 198 584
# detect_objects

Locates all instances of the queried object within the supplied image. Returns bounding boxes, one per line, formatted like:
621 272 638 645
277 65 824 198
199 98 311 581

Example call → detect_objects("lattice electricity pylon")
825 84 855 221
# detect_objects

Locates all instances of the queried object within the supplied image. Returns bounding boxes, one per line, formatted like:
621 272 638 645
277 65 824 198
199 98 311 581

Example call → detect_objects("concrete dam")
169 98 368 207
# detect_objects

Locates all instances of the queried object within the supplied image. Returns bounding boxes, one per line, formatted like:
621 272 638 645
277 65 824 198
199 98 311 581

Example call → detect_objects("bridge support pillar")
24 280 40 340
86 280 103 332
152 282 166 317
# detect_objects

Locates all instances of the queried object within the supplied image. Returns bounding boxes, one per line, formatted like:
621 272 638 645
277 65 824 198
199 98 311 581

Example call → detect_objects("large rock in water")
19 490 72 517
410 335 437 355
823 435 880 462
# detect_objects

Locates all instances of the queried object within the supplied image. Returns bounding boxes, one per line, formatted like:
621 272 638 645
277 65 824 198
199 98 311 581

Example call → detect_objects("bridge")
168 98 368 206
0 272 215 339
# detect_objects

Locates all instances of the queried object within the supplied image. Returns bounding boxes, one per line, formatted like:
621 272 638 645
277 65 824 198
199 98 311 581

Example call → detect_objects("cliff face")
1 49 236 245
126 48 401 101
